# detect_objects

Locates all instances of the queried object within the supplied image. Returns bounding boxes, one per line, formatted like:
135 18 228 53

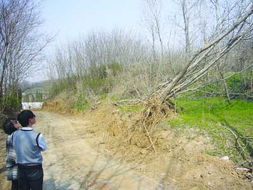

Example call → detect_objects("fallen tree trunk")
143 5 253 121
128 5 253 153
136 6 253 152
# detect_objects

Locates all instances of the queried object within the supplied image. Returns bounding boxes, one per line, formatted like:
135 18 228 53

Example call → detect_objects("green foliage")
0 113 8 127
73 95 90 111
82 76 112 94
22 82 49 102
108 61 123 76
194 72 253 99
49 62 123 99
226 74 245 93
88 61 123 80
22 94 29 102
85 62 122 94
98 93 108 101
167 97 253 163
89 64 108 79
49 77 77 98
118 104 143 113
110 95 120 101
35 91 43 102
3 95 20 111
49 62 124 111
1 87 22 112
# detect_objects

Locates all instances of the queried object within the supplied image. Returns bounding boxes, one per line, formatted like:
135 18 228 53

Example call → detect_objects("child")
12 110 47 190
3 118 21 190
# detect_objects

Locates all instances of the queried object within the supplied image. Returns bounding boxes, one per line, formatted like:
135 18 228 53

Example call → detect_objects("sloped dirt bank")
42 99 253 189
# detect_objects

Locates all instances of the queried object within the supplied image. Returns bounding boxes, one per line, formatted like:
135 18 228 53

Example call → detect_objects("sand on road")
36 111 159 190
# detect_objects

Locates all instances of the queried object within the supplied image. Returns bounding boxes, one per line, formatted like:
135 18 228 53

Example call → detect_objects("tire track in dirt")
35 111 161 190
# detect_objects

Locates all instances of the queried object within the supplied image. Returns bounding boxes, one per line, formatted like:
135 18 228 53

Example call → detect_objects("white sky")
26 0 249 82
30 0 146 82
42 0 143 48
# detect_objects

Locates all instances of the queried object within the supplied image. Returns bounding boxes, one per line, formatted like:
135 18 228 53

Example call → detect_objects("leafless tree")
144 2 253 117
48 30 150 97
83 30 147 67
179 0 191 53
0 0 49 111
173 0 201 54
143 0 164 59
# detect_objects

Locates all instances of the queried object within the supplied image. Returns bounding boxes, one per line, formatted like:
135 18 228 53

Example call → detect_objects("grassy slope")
167 97 253 163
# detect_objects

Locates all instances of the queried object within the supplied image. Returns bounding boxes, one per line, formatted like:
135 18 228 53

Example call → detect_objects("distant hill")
21 80 51 94
21 80 52 102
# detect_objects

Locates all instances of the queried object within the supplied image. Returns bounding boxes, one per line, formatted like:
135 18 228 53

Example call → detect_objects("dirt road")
35 111 160 190
0 110 252 190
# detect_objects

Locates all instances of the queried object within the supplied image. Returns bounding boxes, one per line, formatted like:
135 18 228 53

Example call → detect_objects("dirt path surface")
1 110 252 190
35 111 159 190
0 130 10 189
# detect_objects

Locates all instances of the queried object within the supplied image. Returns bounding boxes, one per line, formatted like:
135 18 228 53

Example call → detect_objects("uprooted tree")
143 4 253 119
140 4 253 152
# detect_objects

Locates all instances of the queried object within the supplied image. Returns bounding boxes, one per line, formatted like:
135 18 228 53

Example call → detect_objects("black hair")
2 118 17 135
17 110 36 127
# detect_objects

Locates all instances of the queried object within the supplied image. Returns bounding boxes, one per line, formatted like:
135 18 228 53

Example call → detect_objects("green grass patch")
72 95 90 111
167 97 253 163
98 93 108 101
109 95 120 102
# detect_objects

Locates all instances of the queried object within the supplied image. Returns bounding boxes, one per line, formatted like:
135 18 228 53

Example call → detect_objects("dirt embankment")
0 97 251 190
41 98 252 190
0 130 10 189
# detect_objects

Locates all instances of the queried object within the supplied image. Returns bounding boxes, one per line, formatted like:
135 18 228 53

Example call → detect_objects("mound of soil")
83 102 252 189
43 98 253 189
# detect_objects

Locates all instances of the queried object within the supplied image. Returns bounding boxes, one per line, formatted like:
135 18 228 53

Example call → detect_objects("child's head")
2 118 18 135
17 110 36 127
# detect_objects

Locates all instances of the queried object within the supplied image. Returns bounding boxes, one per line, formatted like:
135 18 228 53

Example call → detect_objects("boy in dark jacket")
12 110 47 190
